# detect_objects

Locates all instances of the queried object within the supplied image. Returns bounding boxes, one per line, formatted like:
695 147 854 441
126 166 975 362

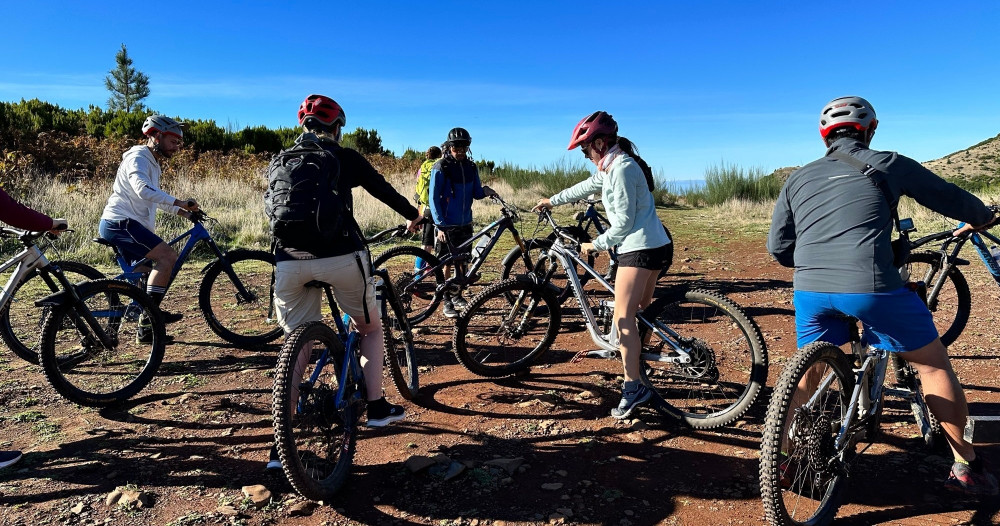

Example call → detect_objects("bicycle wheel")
38 279 165 407
902 251 970 347
199 249 283 347
373 245 445 325
638 289 767 429
272 321 360 501
760 342 855 526
500 235 594 302
382 286 418 400
452 276 561 377
0 261 106 364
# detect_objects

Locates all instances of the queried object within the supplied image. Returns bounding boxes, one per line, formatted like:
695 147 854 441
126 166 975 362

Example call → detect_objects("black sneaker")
442 301 459 319
610 380 652 419
0 450 22 469
159 310 184 324
366 397 405 427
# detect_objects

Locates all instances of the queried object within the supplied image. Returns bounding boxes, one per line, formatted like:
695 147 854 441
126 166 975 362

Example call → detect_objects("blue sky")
2 1 998 181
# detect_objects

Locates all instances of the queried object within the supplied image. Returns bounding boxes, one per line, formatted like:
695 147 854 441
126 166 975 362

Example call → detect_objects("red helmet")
297 94 346 129
567 111 618 150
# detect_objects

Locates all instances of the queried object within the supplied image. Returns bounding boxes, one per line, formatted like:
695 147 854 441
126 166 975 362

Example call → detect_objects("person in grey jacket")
534 111 671 419
767 96 998 497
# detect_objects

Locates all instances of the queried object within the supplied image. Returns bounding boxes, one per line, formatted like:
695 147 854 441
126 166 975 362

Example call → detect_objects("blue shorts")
98 218 164 266
794 288 939 352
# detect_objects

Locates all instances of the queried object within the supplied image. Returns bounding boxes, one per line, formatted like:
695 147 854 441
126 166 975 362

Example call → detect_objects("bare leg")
144 242 178 289
614 266 659 382
353 316 385 401
899 338 975 461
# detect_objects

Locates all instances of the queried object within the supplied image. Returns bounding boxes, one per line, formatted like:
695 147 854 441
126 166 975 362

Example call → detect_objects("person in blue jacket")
428 127 497 318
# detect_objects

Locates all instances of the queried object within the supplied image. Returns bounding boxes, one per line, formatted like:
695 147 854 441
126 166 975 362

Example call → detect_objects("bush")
700 163 782 205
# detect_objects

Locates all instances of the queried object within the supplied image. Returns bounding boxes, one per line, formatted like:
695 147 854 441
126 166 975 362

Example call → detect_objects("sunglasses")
579 143 591 156
450 144 469 152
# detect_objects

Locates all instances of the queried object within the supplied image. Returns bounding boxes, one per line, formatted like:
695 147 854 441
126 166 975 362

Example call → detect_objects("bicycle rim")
272 322 357 501
199 250 282 346
0 261 106 365
383 289 419 399
640 289 767 429
760 342 854 526
374 246 443 325
38 279 165 407
453 277 560 377
902 251 970 346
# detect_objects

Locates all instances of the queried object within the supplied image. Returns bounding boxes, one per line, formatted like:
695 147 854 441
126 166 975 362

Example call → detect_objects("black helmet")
447 127 472 146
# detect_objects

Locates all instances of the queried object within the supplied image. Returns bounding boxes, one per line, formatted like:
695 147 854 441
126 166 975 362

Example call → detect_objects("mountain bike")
500 197 672 298
373 195 536 325
0 227 166 407
271 267 415 500
95 210 282 347
899 206 1000 346
452 208 768 429
759 315 944 525
0 232 105 364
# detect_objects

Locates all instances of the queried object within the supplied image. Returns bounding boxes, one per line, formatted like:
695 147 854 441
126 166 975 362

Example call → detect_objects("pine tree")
104 44 150 113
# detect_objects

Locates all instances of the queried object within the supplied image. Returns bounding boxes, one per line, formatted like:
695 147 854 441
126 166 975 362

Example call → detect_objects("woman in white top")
534 111 671 419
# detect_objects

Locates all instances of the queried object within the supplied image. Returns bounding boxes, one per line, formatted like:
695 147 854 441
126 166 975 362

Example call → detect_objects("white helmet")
142 115 185 138
819 96 877 140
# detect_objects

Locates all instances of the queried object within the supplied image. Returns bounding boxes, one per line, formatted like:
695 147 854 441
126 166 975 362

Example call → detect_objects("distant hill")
922 132 1000 185
768 133 1000 189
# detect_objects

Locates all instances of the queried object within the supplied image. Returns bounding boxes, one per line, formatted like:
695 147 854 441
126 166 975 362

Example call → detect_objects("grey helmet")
819 96 877 139
142 115 185 138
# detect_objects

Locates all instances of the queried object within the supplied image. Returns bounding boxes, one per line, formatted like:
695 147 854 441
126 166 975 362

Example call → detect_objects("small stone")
105 471 119 479
105 489 123 507
555 470 568 477
287 500 318 517
541 483 564 491
70 502 86 515
484 457 524 475
555 507 573 517
404 455 437 473
443 461 465 481
216 505 239 516
241 484 272 509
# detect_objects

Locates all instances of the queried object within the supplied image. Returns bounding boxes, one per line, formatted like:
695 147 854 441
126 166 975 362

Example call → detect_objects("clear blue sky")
2 1 998 181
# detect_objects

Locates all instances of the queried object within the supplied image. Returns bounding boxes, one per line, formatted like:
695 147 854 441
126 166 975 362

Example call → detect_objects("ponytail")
617 137 655 192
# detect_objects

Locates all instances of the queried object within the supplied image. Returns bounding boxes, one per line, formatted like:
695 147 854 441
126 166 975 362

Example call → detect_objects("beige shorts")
273 251 376 333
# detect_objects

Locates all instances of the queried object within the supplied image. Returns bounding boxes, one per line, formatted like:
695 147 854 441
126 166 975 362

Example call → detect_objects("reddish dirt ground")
1 235 999 526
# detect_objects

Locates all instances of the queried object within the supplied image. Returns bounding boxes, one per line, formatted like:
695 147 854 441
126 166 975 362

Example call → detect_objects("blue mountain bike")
95 210 282 347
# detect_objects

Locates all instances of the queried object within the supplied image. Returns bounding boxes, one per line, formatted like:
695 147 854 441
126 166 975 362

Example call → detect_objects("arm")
0 188 56 231
349 149 420 221
428 165 447 225
591 166 638 251
549 173 603 207
894 156 994 226
766 186 796 267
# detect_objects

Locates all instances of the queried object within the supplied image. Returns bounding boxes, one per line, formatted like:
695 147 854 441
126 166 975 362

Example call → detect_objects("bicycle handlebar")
366 225 408 244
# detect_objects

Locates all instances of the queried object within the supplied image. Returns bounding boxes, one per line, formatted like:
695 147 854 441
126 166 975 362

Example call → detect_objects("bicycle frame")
416 203 531 294
906 224 1000 309
1 229 116 348
297 284 366 414
540 219 692 364
113 221 222 287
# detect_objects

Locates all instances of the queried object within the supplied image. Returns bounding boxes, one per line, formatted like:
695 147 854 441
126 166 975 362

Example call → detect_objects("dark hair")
616 137 655 192
426 146 442 159
825 126 866 145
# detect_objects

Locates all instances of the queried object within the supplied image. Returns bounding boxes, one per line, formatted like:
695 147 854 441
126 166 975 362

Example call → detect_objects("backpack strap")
828 151 901 231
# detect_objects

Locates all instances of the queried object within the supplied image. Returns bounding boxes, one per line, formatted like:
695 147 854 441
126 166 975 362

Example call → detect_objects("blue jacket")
428 154 485 227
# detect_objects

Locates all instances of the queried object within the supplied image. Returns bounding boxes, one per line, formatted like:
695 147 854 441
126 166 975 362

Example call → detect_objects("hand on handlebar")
482 185 499 198
532 198 553 213
954 211 1000 237
48 218 68 236
579 242 598 255
405 216 424 233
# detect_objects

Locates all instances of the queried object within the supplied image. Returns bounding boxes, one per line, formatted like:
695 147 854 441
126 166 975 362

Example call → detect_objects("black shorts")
435 224 474 258
617 243 673 271
420 207 436 247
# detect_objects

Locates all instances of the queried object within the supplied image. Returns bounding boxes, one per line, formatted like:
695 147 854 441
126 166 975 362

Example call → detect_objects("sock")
146 285 166 308
414 256 424 270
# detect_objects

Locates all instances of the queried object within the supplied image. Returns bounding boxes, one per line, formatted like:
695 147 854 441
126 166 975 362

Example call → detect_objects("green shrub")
700 163 782 205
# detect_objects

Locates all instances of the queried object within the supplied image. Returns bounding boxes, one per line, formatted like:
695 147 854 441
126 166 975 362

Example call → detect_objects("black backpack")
264 134 358 248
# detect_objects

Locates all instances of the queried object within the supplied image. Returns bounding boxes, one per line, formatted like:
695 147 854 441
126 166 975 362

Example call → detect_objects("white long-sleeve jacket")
100 145 180 231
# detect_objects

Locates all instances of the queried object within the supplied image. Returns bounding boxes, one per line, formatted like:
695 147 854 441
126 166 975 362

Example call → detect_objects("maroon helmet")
297 94 346 129
567 111 618 150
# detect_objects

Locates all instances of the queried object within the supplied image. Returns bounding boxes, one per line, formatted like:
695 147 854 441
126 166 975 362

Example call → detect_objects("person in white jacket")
535 111 671 419
98 115 200 332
